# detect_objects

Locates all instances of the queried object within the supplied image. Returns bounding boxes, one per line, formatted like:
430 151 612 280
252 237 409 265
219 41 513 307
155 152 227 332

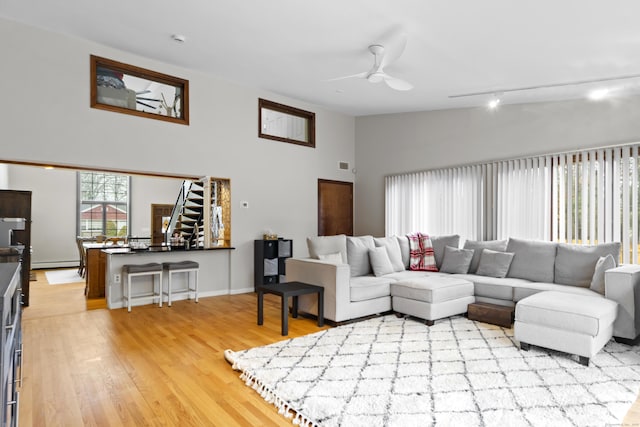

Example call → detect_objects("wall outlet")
114 274 121 284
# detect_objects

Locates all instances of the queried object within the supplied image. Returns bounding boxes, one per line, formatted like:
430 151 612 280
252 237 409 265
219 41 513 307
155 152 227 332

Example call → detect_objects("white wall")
0 18 355 292
355 96 640 236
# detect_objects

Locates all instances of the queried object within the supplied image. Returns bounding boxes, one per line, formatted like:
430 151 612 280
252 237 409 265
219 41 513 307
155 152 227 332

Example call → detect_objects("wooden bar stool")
122 263 163 312
162 261 199 306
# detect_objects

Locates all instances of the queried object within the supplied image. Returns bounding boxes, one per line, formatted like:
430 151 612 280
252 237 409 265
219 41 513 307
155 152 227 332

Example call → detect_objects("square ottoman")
391 276 475 325
514 291 618 366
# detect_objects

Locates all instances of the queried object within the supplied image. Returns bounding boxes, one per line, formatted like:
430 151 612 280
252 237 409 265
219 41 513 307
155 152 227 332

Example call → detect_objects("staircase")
166 178 220 248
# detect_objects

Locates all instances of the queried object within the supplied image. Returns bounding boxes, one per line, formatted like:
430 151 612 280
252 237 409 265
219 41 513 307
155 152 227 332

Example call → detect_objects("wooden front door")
318 179 353 236
151 204 174 245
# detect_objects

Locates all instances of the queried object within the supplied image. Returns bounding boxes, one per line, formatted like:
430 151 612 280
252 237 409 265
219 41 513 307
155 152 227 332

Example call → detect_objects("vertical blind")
385 144 640 263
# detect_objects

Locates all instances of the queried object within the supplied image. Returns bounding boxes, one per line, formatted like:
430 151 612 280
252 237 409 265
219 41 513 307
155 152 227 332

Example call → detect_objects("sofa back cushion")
396 235 411 268
506 238 557 283
430 235 460 269
462 239 508 274
374 237 405 272
554 242 621 287
307 235 348 263
347 235 375 277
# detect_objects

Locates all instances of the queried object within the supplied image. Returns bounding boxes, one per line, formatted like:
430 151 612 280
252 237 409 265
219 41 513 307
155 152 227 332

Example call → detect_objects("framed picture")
90 55 189 125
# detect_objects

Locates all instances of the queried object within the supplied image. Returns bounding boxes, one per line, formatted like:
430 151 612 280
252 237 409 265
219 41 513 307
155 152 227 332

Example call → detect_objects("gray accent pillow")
476 249 515 278
374 236 405 272
506 238 557 283
430 235 460 269
307 235 347 263
369 247 395 277
463 239 508 274
590 254 616 295
346 236 375 277
440 245 474 274
396 235 411 268
555 242 621 287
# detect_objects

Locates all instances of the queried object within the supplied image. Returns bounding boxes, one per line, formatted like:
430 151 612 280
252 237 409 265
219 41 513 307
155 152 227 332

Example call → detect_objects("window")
386 143 640 264
258 98 315 147
77 172 130 238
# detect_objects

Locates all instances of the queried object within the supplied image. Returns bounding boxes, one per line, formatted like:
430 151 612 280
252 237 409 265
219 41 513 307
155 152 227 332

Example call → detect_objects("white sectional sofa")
285 234 640 344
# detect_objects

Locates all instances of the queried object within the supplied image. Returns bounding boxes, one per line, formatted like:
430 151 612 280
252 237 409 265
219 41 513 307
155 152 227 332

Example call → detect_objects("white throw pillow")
318 252 343 264
374 236 405 272
369 247 394 277
590 254 616 295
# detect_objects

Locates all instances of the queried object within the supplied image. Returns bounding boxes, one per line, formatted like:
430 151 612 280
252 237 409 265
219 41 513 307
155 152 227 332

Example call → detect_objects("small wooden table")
257 281 324 336
467 302 515 328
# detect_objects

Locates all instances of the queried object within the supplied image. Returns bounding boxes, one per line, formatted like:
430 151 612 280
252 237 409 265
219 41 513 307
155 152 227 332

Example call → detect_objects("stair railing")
165 180 193 244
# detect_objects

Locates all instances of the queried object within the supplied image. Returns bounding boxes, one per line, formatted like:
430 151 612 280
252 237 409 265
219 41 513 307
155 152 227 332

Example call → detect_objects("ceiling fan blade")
380 32 408 69
383 75 413 91
326 71 368 82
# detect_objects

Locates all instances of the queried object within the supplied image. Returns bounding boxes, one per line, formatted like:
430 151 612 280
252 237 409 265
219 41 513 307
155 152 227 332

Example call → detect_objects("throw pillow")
369 247 395 277
346 236 375 277
318 252 343 264
462 239 508 274
590 254 616 295
439 246 474 274
395 235 411 269
476 249 514 278
374 236 405 272
407 232 438 272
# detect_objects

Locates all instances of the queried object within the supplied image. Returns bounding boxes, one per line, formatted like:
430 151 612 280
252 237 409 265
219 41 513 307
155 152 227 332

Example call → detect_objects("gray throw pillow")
476 249 515 278
346 236 375 277
506 238 557 283
440 246 474 274
462 239 508 274
590 254 616 295
430 235 460 269
374 236 405 272
369 247 395 277
555 242 621 287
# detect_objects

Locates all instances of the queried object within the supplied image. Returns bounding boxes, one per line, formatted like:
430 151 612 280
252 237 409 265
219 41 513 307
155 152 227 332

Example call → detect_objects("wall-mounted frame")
259 98 315 148
90 55 189 125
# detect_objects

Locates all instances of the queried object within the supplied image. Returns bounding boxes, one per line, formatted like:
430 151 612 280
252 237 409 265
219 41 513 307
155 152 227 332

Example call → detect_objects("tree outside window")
78 172 130 238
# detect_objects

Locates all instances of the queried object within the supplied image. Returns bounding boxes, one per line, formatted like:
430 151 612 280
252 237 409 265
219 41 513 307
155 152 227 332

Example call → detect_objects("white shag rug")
45 269 83 285
225 315 640 427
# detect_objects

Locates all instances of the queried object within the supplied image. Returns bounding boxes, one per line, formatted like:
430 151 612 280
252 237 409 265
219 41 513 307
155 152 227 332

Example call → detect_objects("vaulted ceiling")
3 0 640 116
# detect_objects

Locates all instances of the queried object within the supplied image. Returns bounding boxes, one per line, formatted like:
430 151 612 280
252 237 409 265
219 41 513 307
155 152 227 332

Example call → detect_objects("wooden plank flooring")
19 270 640 426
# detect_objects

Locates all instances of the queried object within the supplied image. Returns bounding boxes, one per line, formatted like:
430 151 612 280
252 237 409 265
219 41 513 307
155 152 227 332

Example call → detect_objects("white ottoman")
514 291 618 366
391 276 475 325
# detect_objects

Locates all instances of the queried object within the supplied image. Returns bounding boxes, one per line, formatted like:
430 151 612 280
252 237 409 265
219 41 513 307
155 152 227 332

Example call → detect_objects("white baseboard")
230 287 254 295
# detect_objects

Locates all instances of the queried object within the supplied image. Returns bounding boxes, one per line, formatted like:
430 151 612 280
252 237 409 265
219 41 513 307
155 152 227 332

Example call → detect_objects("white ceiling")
3 0 640 116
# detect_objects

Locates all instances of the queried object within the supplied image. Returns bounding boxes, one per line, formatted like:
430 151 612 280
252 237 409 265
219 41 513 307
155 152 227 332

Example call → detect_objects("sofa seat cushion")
506 238 557 283
516 291 617 336
391 276 474 304
350 276 392 302
453 274 529 301
382 270 444 281
512 281 603 302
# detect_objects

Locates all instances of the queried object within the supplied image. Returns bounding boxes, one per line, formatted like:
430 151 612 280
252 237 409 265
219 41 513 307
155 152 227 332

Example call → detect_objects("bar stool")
162 261 199 306
122 263 163 312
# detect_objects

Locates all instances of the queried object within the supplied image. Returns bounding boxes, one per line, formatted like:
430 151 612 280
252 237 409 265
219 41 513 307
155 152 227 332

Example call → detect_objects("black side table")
257 281 324 336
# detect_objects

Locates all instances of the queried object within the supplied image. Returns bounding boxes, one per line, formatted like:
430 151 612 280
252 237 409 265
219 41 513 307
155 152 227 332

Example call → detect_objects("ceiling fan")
329 36 414 91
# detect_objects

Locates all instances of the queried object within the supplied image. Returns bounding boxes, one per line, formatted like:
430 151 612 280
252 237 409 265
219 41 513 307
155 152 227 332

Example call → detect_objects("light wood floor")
19 270 640 426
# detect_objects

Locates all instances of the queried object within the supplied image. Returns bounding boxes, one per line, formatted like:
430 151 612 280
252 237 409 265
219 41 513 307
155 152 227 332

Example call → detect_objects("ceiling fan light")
588 88 610 100
488 98 501 109
367 72 384 83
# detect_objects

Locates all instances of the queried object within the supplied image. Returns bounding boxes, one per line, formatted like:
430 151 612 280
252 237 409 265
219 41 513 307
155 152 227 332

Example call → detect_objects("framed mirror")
259 98 315 147
90 55 189 125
